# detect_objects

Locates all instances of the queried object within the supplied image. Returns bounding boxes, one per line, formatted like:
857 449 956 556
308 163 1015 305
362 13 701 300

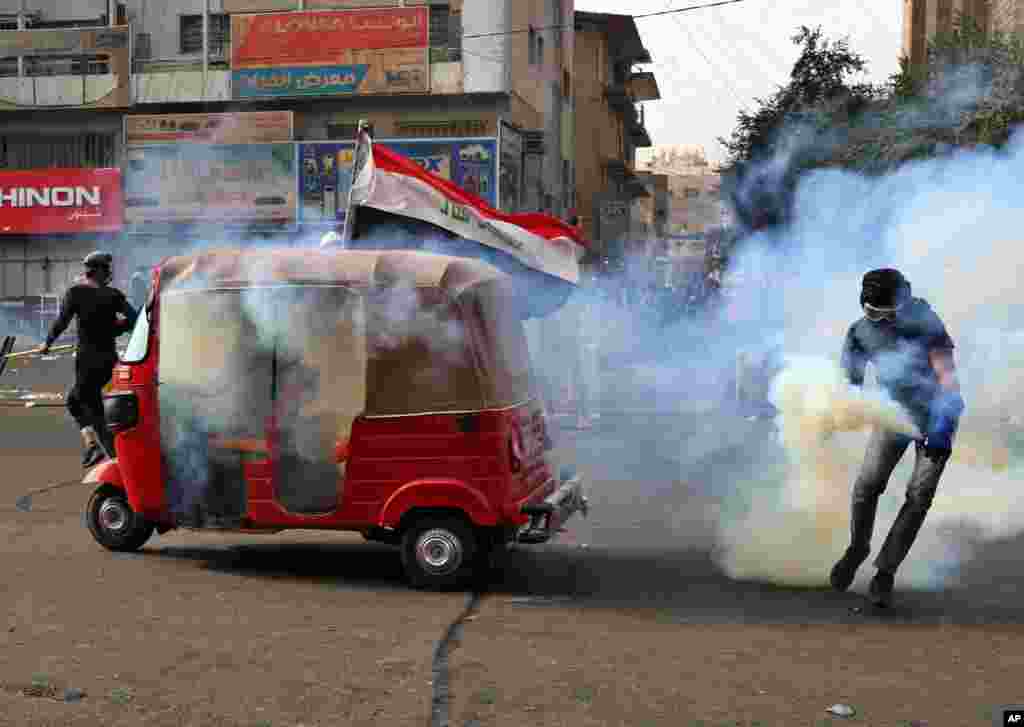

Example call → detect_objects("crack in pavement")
15 479 84 512
429 591 483 727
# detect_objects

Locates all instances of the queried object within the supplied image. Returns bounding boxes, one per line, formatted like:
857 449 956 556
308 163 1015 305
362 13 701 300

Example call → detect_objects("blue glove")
924 391 965 456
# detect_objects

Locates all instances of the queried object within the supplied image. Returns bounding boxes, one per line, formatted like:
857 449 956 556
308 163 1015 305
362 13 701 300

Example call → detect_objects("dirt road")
2 406 1022 727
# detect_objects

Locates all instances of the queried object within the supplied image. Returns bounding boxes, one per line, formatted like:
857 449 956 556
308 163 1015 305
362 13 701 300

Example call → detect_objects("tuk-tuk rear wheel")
400 515 480 590
86 484 155 553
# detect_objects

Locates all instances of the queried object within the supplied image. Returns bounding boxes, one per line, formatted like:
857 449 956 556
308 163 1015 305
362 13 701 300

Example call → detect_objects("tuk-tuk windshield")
121 305 150 363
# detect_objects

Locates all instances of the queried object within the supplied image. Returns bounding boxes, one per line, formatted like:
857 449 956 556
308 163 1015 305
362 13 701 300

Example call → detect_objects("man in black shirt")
42 251 137 468
829 268 964 607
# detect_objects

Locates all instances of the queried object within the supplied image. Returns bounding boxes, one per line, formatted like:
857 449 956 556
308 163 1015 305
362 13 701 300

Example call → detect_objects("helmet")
861 268 911 320
83 250 113 270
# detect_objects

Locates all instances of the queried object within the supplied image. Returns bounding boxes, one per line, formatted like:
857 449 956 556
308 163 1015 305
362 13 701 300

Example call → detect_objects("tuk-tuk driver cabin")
95 248 586 588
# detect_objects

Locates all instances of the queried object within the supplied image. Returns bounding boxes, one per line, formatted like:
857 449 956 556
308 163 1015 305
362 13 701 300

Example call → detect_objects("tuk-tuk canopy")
159 247 505 298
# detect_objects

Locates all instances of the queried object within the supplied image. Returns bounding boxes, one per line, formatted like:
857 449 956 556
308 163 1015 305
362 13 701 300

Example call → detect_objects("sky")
575 0 904 164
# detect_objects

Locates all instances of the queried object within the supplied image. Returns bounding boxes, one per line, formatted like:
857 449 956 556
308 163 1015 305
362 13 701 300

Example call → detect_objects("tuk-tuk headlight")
103 392 139 432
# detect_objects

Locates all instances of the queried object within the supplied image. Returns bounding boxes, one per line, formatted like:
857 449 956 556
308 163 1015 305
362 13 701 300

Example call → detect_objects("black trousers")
66 349 116 438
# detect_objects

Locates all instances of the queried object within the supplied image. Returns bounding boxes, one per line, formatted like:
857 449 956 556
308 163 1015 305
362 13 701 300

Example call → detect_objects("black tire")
86 484 155 553
400 515 480 590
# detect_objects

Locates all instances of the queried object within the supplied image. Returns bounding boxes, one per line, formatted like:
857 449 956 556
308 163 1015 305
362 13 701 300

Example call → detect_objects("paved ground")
2 396 1023 726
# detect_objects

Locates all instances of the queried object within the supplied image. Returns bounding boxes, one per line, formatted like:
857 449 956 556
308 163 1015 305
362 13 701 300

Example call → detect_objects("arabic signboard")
0 26 131 110
125 111 294 145
231 9 428 99
124 144 297 225
233 48 428 98
0 168 123 234
299 138 496 225
232 8 428 65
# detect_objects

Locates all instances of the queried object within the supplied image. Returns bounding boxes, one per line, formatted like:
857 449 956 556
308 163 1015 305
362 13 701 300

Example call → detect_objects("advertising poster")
231 9 428 99
125 111 294 145
298 138 496 225
0 168 123 234
124 144 297 224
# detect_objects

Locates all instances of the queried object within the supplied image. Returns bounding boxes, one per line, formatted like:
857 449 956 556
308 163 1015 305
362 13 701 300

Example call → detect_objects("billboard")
0 168 123 234
299 138 496 225
0 26 131 110
125 111 294 145
124 144 297 225
231 9 428 99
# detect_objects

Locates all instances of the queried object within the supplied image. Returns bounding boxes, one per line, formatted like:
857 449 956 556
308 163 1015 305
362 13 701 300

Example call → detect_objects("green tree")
717 26 878 166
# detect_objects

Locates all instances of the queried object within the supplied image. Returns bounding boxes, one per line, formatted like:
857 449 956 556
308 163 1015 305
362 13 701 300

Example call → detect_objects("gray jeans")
848 427 950 574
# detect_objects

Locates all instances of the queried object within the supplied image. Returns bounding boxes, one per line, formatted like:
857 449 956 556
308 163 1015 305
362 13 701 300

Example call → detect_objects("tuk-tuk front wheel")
86 485 155 553
400 515 479 590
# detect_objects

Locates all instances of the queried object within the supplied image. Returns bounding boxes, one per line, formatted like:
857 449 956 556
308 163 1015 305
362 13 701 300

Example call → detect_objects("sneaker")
869 571 895 608
829 546 870 592
82 444 107 469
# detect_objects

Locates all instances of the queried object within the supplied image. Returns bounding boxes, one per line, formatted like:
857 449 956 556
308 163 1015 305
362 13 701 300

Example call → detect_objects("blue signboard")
234 65 370 99
297 138 497 226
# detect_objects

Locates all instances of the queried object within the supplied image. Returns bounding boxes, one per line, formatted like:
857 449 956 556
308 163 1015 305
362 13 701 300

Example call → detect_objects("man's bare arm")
929 348 960 393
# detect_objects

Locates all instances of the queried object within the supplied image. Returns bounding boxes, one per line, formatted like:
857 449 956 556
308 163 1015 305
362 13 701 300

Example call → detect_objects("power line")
669 7 743 107
461 0 746 41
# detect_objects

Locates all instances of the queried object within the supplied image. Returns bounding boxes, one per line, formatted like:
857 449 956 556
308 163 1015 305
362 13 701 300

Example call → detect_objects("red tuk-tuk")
86 247 587 588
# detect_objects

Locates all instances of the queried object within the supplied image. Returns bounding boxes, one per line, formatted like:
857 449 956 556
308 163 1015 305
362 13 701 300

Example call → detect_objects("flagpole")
340 119 372 247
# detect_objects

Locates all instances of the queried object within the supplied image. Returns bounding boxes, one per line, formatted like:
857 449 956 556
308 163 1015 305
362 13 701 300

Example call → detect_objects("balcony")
0 25 131 109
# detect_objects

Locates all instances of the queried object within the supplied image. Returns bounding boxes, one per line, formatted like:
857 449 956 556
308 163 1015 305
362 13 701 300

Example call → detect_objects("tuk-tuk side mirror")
455 413 479 434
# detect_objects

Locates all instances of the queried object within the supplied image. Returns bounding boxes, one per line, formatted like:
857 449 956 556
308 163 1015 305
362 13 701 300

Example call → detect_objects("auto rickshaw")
88 247 587 589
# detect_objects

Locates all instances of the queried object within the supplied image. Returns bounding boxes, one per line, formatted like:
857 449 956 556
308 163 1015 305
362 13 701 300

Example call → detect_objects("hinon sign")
0 168 123 234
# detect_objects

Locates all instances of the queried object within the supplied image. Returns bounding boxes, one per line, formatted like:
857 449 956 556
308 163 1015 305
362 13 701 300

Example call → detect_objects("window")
685 188 699 199
429 4 462 62
537 35 545 65
22 54 110 76
528 27 537 65
179 14 230 57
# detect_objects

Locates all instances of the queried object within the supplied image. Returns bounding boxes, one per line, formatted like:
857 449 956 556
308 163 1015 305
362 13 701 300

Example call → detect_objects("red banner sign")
232 8 428 68
0 168 123 234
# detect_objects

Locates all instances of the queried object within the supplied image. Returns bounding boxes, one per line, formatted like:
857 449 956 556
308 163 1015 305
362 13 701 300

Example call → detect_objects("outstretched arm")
929 347 960 393
116 292 139 336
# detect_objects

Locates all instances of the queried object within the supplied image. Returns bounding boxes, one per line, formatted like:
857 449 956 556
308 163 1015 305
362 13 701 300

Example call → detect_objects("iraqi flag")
330 126 589 292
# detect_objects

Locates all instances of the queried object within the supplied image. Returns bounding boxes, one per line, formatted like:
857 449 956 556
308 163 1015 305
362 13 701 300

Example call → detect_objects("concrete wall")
461 0 509 93
573 27 626 244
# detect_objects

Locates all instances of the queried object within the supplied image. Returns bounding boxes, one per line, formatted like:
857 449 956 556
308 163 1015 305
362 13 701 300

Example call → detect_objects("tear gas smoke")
533 68 1024 592
152 228 479 519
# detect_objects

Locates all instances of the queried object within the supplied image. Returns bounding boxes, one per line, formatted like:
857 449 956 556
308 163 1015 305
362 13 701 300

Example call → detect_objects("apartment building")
902 0 992 66
0 0 575 307
572 11 658 265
